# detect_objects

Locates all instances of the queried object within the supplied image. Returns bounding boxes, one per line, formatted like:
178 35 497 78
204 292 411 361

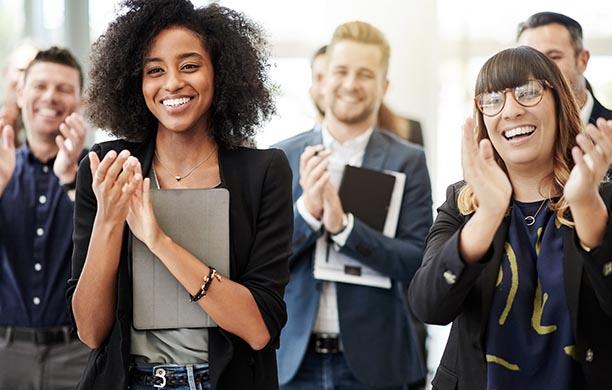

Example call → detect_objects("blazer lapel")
479 217 510 341
562 226 582 335
362 129 390 170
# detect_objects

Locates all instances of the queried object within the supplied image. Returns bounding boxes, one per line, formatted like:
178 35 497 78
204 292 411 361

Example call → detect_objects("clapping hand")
54 113 87 184
89 150 141 226
126 165 163 249
565 119 612 203
461 117 512 216
0 124 16 196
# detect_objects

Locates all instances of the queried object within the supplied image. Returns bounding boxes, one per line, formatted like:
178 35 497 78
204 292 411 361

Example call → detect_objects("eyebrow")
144 52 204 65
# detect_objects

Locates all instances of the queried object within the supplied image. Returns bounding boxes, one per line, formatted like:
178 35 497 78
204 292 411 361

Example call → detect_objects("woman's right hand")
89 150 142 225
459 118 512 263
462 117 512 216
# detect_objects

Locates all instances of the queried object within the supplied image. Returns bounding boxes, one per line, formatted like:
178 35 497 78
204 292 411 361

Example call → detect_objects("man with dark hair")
517 12 612 125
0 46 89 389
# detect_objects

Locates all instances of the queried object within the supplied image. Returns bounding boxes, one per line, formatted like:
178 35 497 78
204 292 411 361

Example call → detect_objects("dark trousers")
0 328 90 390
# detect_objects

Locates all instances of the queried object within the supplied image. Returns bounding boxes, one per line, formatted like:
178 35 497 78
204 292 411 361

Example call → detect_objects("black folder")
338 165 396 232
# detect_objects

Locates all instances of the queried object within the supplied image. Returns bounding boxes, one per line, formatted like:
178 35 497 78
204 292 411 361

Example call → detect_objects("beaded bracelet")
190 267 222 302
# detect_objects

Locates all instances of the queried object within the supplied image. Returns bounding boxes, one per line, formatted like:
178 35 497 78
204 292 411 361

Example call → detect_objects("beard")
329 98 375 124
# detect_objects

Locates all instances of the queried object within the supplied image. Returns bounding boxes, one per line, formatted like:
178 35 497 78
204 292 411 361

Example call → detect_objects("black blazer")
590 95 612 124
67 137 293 389
408 181 612 390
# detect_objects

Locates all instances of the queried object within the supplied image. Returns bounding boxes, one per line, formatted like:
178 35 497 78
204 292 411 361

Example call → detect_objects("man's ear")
383 78 389 95
576 48 590 74
16 78 25 109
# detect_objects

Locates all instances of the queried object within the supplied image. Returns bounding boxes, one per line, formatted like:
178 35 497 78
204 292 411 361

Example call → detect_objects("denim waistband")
130 362 209 389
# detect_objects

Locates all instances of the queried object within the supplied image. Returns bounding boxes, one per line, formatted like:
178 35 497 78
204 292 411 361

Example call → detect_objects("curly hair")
457 46 582 226
86 0 275 148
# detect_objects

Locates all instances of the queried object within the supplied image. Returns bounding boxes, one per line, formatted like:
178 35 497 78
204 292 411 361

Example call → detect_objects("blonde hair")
458 47 582 227
329 21 390 74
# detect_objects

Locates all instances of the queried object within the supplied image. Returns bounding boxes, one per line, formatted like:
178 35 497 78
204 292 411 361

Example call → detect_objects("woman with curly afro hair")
67 0 293 389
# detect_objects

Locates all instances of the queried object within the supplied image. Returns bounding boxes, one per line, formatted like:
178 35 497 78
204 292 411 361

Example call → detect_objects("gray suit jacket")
275 127 432 387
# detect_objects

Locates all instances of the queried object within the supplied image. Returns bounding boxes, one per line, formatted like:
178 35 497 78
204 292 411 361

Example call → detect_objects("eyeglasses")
475 79 552 117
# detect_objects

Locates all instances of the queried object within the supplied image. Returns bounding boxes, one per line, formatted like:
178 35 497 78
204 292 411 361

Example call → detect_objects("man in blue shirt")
0 47 89 389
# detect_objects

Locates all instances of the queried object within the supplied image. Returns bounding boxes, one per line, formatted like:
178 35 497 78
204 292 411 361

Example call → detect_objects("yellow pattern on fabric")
555 217 561 229
535 227 543 256
486 354 520 371
496 268 503 287
499 242 519 325
564 345 577 360
531 280 557 335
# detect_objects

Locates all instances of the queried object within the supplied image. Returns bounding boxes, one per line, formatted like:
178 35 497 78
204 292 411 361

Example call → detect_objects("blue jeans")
129 362 210 390
281 350 407 390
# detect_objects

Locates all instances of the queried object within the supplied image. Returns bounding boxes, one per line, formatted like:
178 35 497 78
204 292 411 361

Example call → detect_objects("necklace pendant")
524 216 535 226
175 176 182 182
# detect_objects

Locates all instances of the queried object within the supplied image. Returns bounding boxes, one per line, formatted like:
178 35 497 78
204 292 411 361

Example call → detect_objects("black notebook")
338 165 396 232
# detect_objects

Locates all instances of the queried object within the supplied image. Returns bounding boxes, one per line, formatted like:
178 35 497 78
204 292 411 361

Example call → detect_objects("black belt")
309 333 342 354
0 326 77 345
130 368 209 388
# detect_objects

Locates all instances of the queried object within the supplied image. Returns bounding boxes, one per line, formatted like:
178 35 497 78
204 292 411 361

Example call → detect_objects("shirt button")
36 228 44 237
42 165 49 173
38 195 47 204
443 270 457 285
586 348 594 362
34 263 42 271
33 297 41 305
603 262 612 277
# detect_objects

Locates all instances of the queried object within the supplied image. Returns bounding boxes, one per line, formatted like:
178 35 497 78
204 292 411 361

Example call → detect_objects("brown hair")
458 46 582 226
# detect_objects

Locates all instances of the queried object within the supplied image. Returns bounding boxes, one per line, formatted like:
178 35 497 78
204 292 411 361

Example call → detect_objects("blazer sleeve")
572 184 612 316
289 204 322 265
408 183 493 325
339 149 432 283
66 144 101 326
237 149 293 346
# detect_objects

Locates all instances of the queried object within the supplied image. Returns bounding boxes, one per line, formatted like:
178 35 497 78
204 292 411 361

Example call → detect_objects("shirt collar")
580 89 595 127
320 125 374 152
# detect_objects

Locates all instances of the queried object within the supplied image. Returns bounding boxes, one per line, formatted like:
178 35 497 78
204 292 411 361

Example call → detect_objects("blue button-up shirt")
0 145 75 327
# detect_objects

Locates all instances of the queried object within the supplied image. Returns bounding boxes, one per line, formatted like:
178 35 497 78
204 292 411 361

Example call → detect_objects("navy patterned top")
485 200 586 390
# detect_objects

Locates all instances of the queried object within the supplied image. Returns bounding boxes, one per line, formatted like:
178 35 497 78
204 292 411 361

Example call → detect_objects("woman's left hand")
565 118 612 204
126 165 164 249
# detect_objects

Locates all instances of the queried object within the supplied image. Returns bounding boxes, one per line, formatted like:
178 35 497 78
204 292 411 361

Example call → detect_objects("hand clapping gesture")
299 145 331 219
126 166 163 249
0 125 16 196
53 113 87 184
565 118 612 203
89 150 142 226
462 117 512 217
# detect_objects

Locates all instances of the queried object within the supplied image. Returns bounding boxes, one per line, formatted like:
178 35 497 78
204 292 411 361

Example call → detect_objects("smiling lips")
37 107 60 118
503 125 535 141
162 97 192 108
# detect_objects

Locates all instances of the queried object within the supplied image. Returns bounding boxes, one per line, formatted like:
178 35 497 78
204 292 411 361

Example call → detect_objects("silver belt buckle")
153 368 167 388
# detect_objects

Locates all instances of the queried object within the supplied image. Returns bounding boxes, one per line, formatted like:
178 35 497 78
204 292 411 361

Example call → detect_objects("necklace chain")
154 146 217 182
524 199 548 226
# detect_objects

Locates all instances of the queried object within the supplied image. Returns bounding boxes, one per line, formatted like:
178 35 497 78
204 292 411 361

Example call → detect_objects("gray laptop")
131 188 230 330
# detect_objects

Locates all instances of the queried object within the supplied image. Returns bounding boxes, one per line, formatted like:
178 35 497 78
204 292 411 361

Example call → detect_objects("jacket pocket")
431 365 458 390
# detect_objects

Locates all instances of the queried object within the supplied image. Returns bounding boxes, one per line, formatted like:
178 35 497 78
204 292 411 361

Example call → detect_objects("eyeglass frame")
474 79 553 117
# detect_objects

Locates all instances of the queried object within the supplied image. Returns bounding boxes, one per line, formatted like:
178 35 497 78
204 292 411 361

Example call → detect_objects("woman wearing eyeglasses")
409 46 612 390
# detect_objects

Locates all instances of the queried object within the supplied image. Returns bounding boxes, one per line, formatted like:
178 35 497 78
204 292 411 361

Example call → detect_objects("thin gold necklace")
154 146 217 182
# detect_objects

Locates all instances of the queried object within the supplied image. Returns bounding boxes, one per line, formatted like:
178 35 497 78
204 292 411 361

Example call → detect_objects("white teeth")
504 126 535 139
38 108 58 117
163 97 191 107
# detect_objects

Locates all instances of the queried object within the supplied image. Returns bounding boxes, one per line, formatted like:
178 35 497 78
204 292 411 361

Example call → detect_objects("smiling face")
324 40 388 127
482 83 557 171
18 61 81 141
142 26 215 136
